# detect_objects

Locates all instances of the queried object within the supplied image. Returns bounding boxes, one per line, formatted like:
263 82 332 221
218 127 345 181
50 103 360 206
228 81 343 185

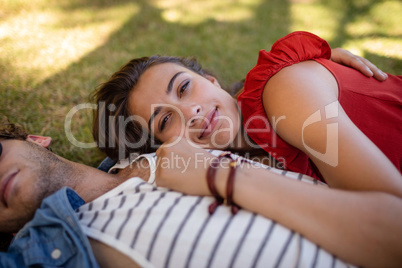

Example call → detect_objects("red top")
237 31 402 181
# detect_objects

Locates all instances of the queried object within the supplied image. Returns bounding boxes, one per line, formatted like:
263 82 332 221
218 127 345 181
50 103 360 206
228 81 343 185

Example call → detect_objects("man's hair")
0 116 28 140
91 55 216 161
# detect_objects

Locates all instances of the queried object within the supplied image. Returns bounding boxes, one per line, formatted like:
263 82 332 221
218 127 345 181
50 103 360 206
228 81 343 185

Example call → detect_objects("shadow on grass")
17 0 293 166
363 51 402 73
320 0 402 47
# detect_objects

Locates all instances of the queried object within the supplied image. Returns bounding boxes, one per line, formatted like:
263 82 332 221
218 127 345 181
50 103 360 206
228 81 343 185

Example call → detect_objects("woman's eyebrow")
148 71 185 130
167 71 184 94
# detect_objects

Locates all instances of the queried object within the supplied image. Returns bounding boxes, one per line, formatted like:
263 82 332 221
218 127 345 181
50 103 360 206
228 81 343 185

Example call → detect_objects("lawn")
1 0 401 166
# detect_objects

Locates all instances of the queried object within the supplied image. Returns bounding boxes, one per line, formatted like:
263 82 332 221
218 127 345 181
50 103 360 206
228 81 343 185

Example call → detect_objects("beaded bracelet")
226 158 242 215
206 153 242 215
206 157 223 214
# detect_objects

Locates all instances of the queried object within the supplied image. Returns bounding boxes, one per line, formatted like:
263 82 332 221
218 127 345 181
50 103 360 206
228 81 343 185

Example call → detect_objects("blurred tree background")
1 0 401 166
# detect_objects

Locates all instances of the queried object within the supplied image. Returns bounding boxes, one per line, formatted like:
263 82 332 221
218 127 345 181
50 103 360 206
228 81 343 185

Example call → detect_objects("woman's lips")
0 170 18 207
199 108 219 139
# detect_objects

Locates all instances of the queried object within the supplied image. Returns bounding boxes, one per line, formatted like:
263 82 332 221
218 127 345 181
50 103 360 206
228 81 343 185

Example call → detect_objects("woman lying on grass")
92 31 402 267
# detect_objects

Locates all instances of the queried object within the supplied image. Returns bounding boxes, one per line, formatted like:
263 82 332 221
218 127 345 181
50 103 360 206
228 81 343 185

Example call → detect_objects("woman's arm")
154 139 402 267
218 162 402 268
263 60 402 195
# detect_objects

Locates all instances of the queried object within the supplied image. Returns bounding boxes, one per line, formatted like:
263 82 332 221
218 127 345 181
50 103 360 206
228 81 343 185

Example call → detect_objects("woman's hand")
155 137 214 196
330 48 388 81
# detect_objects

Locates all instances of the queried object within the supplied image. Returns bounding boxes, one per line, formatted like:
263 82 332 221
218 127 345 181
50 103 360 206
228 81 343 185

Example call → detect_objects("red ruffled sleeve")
237 31 331 180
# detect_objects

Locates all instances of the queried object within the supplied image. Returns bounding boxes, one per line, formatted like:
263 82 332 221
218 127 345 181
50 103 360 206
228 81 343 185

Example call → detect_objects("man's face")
0 139 66 233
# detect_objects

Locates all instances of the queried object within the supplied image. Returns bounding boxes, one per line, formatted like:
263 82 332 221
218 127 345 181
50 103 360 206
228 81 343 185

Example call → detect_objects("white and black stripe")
77 153 353 268
164 196 203 267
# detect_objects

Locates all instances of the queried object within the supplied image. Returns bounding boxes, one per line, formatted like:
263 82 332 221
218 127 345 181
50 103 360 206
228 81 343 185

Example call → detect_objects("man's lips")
199 108 219 139
0 170 18 207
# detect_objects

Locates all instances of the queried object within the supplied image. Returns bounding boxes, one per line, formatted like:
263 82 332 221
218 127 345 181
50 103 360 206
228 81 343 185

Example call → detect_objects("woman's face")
128 62 241 149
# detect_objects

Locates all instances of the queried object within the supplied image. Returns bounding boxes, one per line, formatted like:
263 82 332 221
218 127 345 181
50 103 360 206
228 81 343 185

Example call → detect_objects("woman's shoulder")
238 31 332 113
256 31 331 70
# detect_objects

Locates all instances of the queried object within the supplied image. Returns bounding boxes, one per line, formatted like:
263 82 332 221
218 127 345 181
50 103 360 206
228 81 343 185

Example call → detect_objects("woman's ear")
205 75 221 88
26 135 52 148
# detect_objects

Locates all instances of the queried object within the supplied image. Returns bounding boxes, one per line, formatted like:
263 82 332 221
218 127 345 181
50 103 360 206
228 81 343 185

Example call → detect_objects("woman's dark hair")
91 55 215 161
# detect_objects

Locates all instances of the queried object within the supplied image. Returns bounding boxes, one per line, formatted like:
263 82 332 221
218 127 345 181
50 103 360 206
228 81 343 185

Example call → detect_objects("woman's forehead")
131 63 188 102
143 62 189 80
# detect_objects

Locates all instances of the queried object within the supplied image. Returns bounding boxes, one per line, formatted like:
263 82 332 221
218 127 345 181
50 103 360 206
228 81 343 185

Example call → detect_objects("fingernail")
366 67 373 76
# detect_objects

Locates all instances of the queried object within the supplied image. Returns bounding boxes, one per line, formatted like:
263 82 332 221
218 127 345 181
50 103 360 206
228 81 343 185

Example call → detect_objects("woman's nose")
179 104 201 127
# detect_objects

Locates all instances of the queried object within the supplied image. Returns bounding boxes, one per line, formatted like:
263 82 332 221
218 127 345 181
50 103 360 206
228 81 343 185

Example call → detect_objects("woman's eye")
160 114 171 131
179 81 190 97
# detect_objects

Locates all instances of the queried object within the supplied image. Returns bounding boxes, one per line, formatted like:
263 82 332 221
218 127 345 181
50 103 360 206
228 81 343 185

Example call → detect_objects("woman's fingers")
358 56 388 81
331 48 388 81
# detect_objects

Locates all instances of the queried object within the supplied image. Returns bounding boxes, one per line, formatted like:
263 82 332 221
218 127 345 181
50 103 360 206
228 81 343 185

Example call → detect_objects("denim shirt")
97 156 116 173
0 187 99 268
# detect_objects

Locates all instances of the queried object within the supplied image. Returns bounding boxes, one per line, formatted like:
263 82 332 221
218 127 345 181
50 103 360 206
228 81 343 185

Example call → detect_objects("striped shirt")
77 152 355 268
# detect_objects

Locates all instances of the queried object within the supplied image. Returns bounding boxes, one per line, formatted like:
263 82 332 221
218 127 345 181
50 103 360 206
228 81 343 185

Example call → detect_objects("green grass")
1 0 401 167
